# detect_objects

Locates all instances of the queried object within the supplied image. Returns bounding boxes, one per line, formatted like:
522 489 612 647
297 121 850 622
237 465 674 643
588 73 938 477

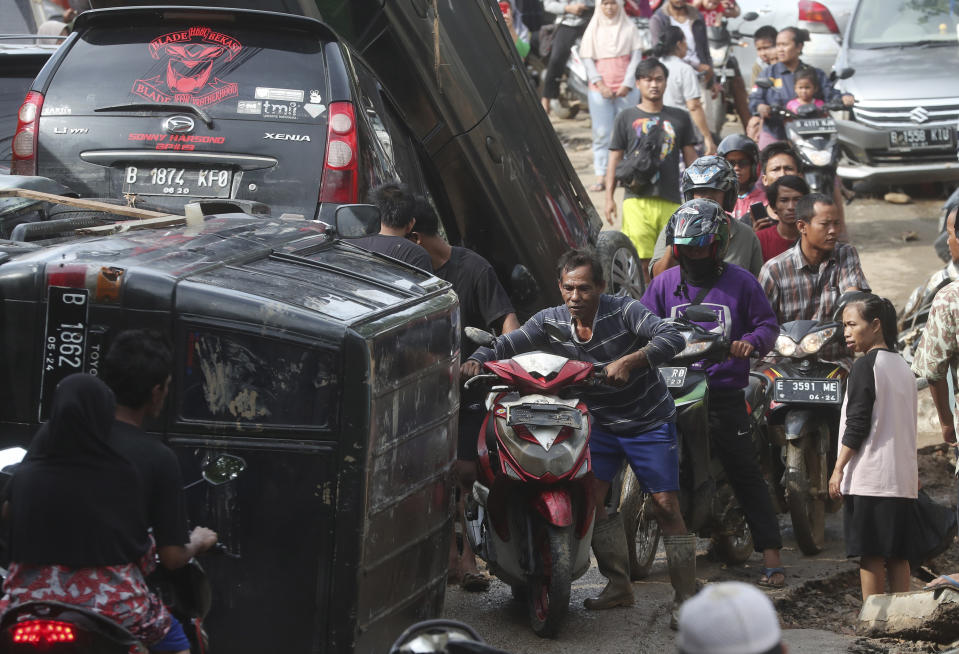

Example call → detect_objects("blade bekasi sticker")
133 26 242 107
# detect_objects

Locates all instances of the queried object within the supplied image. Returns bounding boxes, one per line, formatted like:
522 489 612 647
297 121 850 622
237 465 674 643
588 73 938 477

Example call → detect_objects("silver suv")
834 0 959 184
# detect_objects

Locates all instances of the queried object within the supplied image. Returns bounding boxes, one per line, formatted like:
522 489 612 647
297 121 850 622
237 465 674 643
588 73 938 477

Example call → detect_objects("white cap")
676 582 782 654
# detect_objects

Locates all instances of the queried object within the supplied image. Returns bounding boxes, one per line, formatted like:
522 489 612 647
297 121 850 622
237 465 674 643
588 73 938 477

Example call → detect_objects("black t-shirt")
609 105 694 203
435 246 515 360
111 421 188 549
352 234 434 272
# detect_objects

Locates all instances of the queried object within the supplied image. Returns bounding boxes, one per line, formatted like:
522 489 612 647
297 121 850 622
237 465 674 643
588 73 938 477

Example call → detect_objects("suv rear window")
44 22 330 122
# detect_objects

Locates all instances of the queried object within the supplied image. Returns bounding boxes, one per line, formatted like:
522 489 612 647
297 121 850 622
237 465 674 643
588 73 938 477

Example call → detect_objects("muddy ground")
444 113 959 653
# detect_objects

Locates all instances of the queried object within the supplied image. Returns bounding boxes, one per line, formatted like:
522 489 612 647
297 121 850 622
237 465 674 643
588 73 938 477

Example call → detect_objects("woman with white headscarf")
579 0 645 191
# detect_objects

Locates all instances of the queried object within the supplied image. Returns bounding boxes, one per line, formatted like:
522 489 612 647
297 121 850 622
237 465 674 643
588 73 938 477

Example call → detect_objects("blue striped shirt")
470 294 685 434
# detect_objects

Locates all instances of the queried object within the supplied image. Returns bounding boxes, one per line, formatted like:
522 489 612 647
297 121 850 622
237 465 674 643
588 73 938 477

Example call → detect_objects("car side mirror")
742 11 759 21
754 77 772 90
202 454 247 486
510 264 540 306
333 204 380 238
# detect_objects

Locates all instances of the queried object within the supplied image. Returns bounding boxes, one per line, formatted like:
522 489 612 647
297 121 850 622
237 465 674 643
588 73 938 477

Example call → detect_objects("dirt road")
443 114 957 653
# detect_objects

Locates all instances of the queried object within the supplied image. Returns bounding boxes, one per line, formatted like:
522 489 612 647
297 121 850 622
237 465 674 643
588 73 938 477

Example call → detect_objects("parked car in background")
730 0 855 78
833 0 959 184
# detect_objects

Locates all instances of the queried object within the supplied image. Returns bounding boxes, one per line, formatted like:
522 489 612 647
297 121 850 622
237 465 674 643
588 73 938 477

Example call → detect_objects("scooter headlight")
800 327 838 355
797 141 833 167
774 334 797 357
678 340 711 357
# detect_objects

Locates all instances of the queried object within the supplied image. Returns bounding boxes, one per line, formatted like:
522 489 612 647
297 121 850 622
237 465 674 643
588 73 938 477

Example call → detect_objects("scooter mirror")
543 321 570 343
202 454 247 486
742 11 759 21
754 78 772 90
837 67 855 80
464 326 495 347
682 306 717 323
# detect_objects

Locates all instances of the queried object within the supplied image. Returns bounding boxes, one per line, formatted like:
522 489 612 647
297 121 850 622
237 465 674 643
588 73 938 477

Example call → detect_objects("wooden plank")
76 215 187 235
0 188 176 220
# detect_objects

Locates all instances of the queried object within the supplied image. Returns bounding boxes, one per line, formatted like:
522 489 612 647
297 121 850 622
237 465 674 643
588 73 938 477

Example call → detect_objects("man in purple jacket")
642 198 787 588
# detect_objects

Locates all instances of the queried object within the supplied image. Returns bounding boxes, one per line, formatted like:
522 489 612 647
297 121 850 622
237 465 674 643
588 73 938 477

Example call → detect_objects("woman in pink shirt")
829 293 922 600
580 0 645 191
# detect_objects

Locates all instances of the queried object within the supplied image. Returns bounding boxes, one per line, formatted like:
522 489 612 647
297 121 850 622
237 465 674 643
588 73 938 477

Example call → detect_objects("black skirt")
843 494 931 561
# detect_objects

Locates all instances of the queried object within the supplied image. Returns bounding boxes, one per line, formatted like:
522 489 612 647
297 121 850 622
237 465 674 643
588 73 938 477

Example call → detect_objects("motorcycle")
619 306 754 579
755 319 845 555
0 451 246 653
461 326 599 638
703 12 758 137
755 70 854 194
897 259 959 365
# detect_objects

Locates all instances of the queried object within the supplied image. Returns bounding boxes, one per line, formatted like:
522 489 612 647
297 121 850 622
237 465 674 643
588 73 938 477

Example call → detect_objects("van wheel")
597 231 645 299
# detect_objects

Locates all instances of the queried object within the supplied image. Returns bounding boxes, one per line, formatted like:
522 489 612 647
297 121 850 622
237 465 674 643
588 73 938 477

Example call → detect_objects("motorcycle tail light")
11 91 43 175
798 0 839 34
12 620 77 644
318 101 358 204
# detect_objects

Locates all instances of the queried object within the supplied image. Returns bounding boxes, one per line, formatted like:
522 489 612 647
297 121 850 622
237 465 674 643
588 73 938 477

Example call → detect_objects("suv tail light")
11 91 44 176
798 0 840 34
12 619 77 644
318 101 358 204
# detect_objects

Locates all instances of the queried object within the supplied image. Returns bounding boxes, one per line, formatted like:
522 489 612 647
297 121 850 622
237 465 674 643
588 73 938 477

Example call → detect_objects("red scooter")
462 327 599 638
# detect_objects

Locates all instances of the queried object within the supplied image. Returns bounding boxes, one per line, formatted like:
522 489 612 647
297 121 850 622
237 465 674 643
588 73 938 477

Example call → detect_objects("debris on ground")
858 588 959 643
885 192 913 204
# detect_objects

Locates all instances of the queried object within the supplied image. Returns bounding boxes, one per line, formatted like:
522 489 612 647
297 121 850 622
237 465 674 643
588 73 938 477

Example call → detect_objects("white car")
728 0 856 78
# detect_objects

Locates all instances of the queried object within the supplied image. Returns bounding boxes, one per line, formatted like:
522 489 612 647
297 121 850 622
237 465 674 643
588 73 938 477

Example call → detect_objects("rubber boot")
663 533 697 630
583 513 634 610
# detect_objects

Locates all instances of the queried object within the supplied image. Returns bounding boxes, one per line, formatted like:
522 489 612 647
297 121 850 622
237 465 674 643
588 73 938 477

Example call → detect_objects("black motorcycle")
755 319 845 555
620 306 754 578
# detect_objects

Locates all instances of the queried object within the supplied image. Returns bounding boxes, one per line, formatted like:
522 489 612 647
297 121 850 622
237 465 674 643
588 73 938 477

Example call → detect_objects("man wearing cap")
677 581 788 654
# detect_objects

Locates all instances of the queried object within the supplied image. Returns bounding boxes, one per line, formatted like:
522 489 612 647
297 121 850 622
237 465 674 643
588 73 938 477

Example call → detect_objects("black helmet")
717 133 760 166
666 198 731 262
681 155 739 212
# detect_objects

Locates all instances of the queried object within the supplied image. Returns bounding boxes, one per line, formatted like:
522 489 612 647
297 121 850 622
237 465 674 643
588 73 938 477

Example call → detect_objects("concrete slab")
858 587 959 643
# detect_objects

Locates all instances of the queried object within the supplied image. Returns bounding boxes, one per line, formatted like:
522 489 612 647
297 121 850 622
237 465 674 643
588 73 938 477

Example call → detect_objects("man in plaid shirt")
758 193 869 370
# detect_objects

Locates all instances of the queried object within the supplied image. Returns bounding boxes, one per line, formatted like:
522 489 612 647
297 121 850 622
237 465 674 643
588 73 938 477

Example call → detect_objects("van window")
44 23 330 122
178 327 338 429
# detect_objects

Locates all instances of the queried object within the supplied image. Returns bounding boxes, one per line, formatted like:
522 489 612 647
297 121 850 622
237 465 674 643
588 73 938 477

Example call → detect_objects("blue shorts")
150 614 191 653
590 422 679 494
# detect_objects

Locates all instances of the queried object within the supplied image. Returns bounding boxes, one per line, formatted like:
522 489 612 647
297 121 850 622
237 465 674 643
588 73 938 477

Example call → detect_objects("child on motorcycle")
786 68 825 114
829 293 924 600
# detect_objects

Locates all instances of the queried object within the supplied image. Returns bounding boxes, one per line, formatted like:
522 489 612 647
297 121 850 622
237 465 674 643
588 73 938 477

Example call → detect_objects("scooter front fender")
531 488 573 527
783 409 814 441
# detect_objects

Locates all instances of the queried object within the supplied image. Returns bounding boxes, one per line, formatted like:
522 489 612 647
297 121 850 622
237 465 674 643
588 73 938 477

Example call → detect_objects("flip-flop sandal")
925 575 959 592
461 571 491 593
588 182 605 192
757 567 786 589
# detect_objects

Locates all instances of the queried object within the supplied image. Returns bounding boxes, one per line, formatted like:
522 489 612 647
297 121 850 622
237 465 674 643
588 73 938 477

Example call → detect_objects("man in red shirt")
756 175 808 261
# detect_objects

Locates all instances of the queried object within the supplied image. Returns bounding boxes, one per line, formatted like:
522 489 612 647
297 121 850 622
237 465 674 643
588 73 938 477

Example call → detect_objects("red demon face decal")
132 27 242 107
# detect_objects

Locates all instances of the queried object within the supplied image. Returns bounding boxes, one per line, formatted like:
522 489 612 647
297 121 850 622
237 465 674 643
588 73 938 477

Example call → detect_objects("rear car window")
43 22 330 123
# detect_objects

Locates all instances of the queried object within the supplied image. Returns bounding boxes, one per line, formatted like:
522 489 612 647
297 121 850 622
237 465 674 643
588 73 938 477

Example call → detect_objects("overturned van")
0 206 459 652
